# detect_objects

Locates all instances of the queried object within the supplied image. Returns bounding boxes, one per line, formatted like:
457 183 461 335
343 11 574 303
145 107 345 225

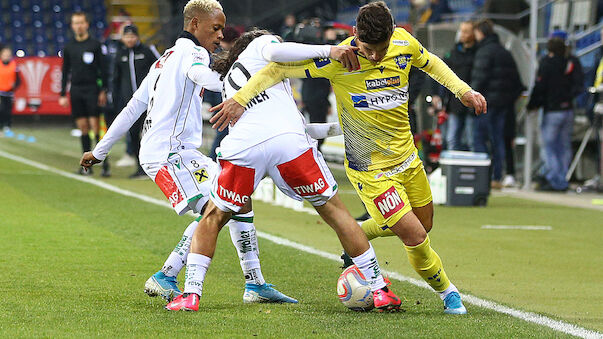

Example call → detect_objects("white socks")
438 282 459 300
161 218 199 277
183 253 211 296
351 244 386 291
228 212 265 285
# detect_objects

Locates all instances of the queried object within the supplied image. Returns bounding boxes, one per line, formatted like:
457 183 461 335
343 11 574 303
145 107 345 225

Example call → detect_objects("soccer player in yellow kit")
211 1 486 314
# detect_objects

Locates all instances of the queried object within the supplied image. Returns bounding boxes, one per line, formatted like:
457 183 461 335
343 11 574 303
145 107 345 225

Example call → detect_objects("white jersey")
220 35 308 154
135 37 216 164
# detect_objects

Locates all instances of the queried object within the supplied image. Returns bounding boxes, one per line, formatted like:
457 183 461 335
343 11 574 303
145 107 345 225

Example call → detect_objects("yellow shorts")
346 152 432 228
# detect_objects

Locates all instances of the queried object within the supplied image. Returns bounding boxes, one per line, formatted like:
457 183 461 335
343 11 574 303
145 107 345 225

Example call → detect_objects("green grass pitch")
0 126 601 337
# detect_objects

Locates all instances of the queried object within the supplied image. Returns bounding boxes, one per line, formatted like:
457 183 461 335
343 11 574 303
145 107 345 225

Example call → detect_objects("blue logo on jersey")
351 95 368 108
314 58 331 68
394 54 412 69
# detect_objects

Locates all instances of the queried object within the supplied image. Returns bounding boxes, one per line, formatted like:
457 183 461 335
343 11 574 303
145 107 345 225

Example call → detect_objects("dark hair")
212 29 273 79
356 1 394 44
71 11 89 23
222 26 241 44
474 19 494 37
547 37 566 56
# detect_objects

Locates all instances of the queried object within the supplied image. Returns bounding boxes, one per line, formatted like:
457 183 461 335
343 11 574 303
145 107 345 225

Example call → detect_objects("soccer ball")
336 264 374 311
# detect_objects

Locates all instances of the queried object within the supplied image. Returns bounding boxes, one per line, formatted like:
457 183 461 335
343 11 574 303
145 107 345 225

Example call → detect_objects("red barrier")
12 57 71 115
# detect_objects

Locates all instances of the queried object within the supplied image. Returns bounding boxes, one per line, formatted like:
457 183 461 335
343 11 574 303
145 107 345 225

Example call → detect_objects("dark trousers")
0 95 13 128
305 103 328 149
473 106 507 181
504 106 516 176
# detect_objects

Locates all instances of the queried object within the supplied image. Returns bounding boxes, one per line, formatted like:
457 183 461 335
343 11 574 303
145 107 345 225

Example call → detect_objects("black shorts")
70 86 100 118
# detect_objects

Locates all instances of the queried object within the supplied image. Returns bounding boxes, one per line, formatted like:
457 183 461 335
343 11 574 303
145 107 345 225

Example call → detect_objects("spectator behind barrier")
470 19 523 189
527 32 584 192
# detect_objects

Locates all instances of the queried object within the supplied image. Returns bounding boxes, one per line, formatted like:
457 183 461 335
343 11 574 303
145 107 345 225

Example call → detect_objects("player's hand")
461 90 487 115
80 152 101 169
58 96 69 107
209 98 245 131
98 90 107 107
330 45 360 71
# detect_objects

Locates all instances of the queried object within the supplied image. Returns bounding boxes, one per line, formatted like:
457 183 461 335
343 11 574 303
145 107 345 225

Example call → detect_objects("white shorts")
142 149 218 215
211 133 338 213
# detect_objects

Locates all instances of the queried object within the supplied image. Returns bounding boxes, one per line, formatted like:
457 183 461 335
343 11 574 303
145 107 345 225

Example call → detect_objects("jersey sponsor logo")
277 149 329 197
392 40 410 46
373 186 404 219
349 87 409 111
365 76 401 90
313 58 331 68
374 152 416 179
217 160 254 207
155 166 184 208
194 168 209 183
352 95 369 108
394 54 412 69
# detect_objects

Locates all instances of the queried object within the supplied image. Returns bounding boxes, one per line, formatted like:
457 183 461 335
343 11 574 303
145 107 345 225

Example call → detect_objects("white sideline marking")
482 225 553 231
0 149 600 339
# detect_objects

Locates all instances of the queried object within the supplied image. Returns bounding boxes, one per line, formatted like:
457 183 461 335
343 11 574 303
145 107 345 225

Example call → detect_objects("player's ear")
352 26 358 37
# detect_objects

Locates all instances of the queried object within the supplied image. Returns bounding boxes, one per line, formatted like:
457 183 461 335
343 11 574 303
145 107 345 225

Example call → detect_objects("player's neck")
75 32 89 42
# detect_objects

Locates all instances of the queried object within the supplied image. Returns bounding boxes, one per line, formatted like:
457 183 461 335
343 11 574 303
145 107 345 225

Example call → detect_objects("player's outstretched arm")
80 152 101 169
86 96 148 165
460 90 487 115
421 53 487 115
262 42 359 71
209 61 310 131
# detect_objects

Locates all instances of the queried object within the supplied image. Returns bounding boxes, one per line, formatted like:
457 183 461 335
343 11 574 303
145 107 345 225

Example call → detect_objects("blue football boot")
144 271 182 302
243 283 298 304
443 291 467 314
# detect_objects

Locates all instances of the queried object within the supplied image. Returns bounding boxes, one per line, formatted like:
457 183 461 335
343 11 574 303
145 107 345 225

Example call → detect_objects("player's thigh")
346 166 412 229
403 165 434 231
212 146 266 214
267 133 338 207
83 88 100 119
70 90 88 123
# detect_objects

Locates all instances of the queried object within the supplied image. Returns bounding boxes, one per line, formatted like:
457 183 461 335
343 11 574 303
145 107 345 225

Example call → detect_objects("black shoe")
101 159 111 177
78 167 92 176
341 251 354 269
355 212 371 222
129 168 147 180
101 167 111 177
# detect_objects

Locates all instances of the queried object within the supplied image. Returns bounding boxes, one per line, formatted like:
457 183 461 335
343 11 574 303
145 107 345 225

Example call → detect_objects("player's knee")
422 217 433 233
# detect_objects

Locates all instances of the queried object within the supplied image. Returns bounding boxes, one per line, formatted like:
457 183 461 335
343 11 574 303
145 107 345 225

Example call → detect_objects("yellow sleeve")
232 58 340 106
407 33 472 100
594 57 603 87
422 54 472 99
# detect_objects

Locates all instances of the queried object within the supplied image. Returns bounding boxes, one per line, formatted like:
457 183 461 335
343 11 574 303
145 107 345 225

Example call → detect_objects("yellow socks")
404 235 451 292
360 218 395 240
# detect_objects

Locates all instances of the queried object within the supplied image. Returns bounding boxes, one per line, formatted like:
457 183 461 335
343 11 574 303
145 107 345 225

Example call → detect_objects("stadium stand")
0 0 107 57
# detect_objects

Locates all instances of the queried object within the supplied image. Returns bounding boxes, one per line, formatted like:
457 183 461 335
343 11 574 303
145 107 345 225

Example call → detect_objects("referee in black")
59 11 108 176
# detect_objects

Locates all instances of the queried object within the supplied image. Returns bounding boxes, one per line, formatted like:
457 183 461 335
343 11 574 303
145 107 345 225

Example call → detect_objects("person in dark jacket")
442 21 477 151
527 34 584 191
113 25 160 178
471 19 523 188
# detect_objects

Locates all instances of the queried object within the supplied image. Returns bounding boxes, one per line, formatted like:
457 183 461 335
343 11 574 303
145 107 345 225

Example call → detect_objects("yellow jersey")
233 28 472 171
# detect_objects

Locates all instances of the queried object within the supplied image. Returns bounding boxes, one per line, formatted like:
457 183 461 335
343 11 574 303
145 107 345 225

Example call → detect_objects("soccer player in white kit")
80 0 298 304
166 30 402 312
